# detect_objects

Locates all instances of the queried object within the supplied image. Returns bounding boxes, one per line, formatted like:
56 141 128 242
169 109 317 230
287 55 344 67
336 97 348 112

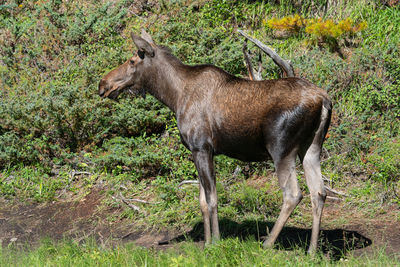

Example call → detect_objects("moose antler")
238 30 295 79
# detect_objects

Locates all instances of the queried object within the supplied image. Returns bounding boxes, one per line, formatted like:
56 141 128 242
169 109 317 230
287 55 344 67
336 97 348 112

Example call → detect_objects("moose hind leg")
302 143 326 253
301 103 330 253
264 150 303 249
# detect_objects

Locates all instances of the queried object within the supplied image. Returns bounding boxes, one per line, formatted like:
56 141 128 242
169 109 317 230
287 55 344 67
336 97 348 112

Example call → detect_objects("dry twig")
326 196 342 202
112 194 141 212
243 41 261 81
178 180 199 188
123 197 159 205
69 171 91 180
324 184 348 197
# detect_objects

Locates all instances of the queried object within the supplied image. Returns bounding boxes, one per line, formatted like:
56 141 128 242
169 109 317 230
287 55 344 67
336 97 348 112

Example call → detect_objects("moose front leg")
193 149 220 245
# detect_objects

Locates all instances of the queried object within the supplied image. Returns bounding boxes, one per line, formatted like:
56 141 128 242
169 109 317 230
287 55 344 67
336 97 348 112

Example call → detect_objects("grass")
0 238 397 267
0 165 70 202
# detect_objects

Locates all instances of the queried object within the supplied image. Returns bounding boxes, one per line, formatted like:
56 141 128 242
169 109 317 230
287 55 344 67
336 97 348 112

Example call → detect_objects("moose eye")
137 50 145 59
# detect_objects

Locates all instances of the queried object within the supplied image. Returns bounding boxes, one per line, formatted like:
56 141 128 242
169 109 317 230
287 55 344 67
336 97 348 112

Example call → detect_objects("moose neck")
143 56 186 113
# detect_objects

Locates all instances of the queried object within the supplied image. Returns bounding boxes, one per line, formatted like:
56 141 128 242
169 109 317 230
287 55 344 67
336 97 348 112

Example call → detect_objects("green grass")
0 165 70 201
0 238 397 267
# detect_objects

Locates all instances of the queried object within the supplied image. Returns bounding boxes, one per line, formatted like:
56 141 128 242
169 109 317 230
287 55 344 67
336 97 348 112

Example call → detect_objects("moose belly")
213 134 270 162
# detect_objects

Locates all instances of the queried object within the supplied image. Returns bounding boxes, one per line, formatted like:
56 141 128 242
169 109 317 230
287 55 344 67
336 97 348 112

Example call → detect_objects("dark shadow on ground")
159 218 372 260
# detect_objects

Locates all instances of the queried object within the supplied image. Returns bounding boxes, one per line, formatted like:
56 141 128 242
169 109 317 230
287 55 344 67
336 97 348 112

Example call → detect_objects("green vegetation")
1 238 398 267
0 0 399 263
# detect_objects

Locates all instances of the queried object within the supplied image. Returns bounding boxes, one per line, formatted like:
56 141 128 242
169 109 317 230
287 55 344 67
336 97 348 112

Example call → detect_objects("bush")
265 15 367 52
365 139 400 183
266 14 306 33
0 132 38 168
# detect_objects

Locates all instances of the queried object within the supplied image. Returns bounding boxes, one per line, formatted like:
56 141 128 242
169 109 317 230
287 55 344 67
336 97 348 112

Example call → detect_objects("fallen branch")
324 184 348 197
69 171 91 180
123 197 160 205
243 40 262 81
112 194 141 212
326 196 342 202
178 180 199 188
238 30 295 78
321 175 348 197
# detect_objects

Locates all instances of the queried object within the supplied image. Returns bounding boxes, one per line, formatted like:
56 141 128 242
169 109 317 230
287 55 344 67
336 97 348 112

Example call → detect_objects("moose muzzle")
98 79 107 97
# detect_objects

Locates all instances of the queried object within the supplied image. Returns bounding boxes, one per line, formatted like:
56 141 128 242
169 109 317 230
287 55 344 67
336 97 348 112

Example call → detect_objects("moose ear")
140 29 155 45
131 32 155 57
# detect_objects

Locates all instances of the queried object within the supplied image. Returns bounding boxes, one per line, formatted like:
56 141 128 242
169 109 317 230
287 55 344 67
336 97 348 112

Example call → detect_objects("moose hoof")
307 246 318 255
263 239 275 249
212 237 220 245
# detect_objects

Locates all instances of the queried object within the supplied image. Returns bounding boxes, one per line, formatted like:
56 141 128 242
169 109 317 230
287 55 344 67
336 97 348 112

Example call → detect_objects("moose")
98 30 332 253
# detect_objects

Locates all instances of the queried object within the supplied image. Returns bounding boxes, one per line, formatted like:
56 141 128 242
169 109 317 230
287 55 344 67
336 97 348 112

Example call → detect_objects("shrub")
0 133 38 168
365 139 400 183
265 15 367 52
305 17 367 39
266 14 306 33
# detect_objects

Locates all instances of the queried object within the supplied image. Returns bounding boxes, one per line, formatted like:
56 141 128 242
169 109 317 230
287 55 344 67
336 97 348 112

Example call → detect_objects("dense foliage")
0 0 399 227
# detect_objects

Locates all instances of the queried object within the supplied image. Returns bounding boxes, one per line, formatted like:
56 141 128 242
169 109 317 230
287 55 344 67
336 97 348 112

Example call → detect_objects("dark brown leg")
193 150 220 245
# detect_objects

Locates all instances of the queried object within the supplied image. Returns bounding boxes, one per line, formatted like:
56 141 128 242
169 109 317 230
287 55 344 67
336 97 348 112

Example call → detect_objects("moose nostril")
98 86 106 97
98 79 107 97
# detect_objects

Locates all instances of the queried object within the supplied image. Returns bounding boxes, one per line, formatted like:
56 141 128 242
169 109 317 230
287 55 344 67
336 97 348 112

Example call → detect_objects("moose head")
98 30 156 100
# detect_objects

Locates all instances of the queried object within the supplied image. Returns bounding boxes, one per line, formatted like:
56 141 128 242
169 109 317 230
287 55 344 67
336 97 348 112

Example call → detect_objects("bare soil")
0 189 399 260
0 189 174 249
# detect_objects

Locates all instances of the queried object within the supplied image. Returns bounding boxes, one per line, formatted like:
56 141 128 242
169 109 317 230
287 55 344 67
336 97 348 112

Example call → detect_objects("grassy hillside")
0 0 399 264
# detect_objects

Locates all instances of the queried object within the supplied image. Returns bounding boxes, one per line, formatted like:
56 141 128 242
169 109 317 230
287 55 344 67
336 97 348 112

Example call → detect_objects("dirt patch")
0 190 172 248
0 190 104 246
0 189 399 259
